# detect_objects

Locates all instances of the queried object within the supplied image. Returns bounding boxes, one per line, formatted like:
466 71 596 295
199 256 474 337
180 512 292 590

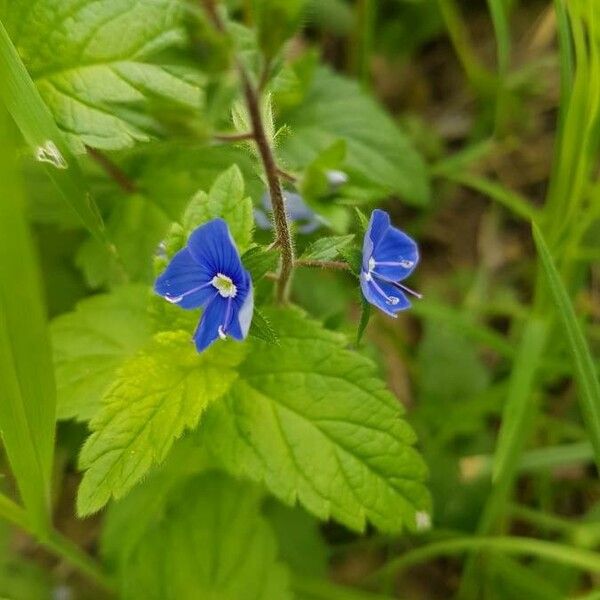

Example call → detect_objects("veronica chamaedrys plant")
155 218 253 352
360 209 422 315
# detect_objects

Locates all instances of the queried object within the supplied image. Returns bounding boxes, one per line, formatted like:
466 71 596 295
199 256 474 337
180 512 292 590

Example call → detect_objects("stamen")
219 297 234 340
367 274 401 305
374 259 415 269
165 281 212 303
391 281 423 299
211 273 237 298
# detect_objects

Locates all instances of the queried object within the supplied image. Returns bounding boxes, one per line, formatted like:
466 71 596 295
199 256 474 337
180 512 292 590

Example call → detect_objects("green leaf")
51 285 153 422
2 0 203 152
339 246 363 276
118 473 292 600
492 318 548 483
182 165 254 252
300 234 355 261
77 332 245 516
201 307 430 533
242 246 279 282
265 501 329 578
533 222 600 474
77 194 170 288
0 110 55 535
0 19 107 243
278 66 430 205
356 297 371 345
249 308 280 344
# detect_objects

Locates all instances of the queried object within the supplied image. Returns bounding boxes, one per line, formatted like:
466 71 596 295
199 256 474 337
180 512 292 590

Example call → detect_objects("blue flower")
360 209 421 316
255 191 324 234
155 219 253 352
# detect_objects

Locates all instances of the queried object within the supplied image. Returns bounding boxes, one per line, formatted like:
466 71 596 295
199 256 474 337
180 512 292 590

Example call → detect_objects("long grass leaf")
533 222 600 473
0 109 56 536
492 318 548 482
0 19 107 244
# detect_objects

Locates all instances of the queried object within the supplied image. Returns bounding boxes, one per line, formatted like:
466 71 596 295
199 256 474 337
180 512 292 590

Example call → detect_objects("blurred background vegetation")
0 0 599 598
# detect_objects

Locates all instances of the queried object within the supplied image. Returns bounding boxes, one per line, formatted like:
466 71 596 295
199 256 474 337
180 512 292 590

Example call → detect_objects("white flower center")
368 256 376 273
211 273 237 298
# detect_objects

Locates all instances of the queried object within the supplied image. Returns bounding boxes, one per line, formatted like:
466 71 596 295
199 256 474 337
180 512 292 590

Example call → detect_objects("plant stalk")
239 69 294 302
200 0 295 302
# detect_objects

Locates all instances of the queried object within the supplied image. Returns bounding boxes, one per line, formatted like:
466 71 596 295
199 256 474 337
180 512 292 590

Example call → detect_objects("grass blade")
492 318 548 482
0 19 107 244
533 222 600 473
0 109 56 536
372 536 600 580
443 172 539 222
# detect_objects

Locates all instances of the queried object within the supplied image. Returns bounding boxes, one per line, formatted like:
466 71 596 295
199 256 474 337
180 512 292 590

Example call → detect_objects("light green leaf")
0 110 56 535
492 318 547 484
118 473 292 600
77 332 245 516
2 0 203 152
182 165 254 252
265 501 329 578
77 194 170 288
278 66 430 205
249 308 280 344
533 222 600 474
201 307 430 533
0 19 107 243
300 234 354 261
51 285 153 422
242 245 279 282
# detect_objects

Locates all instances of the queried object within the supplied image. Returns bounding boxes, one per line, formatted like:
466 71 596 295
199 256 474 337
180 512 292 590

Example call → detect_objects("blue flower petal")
363 209 390 271
193 294 227 352
360 272 411 317
187 219 244 281
228 284 254 341
372 227 419 281
154 248 214 309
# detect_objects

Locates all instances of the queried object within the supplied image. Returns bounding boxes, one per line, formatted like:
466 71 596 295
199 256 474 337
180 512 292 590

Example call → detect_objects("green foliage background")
0 0 599 598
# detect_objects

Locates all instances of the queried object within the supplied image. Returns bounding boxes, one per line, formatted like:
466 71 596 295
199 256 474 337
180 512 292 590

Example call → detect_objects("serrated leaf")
339 246 363 276
77 332 245 516
51 285 153 422
118 473 292 600
356 297 371 345
2 0 203 152
278 66 430 205
300 234 354 261
249 308 280 344
181 165 253 252
0 19 107 244
242 245 279 281
201 307 430 533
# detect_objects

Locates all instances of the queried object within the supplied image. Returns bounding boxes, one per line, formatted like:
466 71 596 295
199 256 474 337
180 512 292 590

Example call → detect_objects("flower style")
155 219 253 352
360 209 421 316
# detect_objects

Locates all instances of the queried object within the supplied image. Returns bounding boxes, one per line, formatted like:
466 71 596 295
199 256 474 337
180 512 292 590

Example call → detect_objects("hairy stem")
239 70 294 301
213 131 254 142
295 259 350 270
201 0 295 302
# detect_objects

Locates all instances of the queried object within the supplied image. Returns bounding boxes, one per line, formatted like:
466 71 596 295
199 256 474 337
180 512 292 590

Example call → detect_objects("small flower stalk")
155 219 254 352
